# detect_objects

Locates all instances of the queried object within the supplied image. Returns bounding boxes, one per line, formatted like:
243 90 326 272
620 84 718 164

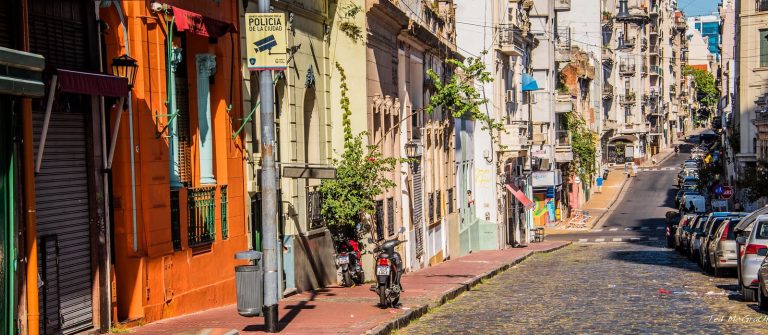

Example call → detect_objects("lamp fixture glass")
404 141 419 159
111 54 138 88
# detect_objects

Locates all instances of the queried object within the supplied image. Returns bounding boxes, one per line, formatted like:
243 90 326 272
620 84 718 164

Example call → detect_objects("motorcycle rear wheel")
378 286 387 307
343 271 353 287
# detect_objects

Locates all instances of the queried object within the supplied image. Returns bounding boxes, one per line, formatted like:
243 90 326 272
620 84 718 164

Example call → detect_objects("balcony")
554 0 570 10
522 0 533 10
675 18 687 31
619 62 636 76
616 0 650 23
602 13 613 30
649 44 659 55
649 65 661 76
641 63 648 76
649 25 658 36
602 82 614 100
619 93 637 106
602 47 614 64
650 4 659 17
500 125 530 149
619 37 636 50
640 37 648 51
555 27 571 62
604 119 619 130
496 25 525 56
555 94 573 113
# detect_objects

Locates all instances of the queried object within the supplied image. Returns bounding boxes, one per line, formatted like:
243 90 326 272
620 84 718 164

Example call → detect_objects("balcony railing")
602 47 614 63
650 65 661 76
603 82 614 99
555 94 573 113
619 62 636 75
496 24 524 56
619 37 636 50
554 0 570 10
649 45 659 55
619 94 637 105
188 186 216 247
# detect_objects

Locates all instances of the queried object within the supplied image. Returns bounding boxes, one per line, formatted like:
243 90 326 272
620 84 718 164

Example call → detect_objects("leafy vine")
564 112 598 184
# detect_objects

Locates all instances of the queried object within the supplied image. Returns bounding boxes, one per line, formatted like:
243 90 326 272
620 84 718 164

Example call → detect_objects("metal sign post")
246 4 288 333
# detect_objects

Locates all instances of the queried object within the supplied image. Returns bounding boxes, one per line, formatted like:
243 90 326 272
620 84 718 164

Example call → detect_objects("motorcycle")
337 238 364 287
369 227 406 308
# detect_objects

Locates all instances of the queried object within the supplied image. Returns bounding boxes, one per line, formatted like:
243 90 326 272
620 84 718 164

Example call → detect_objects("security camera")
150 2 163 13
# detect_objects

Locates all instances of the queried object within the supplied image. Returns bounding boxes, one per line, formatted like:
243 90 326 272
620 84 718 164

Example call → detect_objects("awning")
609 134 639 143
505 184 534 209
521 73 540 92
57 69 128 97
173 7 237 38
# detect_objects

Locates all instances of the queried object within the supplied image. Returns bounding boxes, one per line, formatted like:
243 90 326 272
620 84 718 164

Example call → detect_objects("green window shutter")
761 29 768 67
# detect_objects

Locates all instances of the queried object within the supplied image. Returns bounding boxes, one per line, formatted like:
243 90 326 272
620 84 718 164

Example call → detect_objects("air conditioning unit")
506 89 516 103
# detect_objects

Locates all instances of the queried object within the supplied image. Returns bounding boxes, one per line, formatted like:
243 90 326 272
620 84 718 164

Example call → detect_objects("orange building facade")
100 0 249 324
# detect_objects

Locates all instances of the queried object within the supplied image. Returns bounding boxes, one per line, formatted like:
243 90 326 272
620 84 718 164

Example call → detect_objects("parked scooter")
369 227 406 308
337 238 364 287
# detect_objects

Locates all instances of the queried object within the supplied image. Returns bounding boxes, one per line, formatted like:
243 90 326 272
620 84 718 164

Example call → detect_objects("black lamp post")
111 54 138 88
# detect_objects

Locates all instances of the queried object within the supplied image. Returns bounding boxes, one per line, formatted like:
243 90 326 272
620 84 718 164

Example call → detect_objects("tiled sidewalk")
123 241 570 335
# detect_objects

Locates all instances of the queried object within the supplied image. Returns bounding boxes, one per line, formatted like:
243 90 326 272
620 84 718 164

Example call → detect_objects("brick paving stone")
399 241 768 335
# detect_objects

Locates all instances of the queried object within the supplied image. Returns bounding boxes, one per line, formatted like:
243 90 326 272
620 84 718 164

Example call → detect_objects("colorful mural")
532 192 550 227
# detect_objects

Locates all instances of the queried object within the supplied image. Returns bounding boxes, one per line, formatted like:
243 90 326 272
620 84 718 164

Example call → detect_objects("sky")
678 0 721 17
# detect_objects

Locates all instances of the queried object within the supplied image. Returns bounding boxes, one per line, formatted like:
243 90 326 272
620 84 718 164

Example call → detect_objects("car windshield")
757 221 768 239
707 218 726 235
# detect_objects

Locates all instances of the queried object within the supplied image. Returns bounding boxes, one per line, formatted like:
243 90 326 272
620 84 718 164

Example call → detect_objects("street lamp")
111 54 138 88
404 140 420 159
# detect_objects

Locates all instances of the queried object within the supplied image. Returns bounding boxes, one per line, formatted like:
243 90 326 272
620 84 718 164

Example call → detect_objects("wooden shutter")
176 73 192 185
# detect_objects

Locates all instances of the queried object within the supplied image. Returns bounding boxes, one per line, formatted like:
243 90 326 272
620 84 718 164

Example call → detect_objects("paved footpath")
124 241 568 335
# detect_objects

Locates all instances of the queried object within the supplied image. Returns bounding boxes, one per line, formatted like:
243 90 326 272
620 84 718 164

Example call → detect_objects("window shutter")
761 29 768 68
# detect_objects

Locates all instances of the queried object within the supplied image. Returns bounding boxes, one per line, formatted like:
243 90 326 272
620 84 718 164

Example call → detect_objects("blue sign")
714 185 724 196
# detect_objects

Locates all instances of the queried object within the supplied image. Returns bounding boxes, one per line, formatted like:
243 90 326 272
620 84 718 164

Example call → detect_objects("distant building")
688 15 720 59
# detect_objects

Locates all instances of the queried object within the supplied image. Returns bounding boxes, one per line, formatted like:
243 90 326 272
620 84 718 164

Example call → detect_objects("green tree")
564 112 597 183
684 66 718 108
426 56 504 134
319 63 398 229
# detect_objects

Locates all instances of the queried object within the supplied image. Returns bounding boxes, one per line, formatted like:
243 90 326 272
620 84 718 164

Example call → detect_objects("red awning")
57 69 128 97
505 184 534 209
173 7 237 38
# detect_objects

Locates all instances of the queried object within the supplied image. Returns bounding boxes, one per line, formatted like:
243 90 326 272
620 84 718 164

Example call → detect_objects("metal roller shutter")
33 106 93 335
413 163 423 257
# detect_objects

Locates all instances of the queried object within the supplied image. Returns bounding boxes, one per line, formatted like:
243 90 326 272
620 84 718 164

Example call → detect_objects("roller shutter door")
33 106 93 334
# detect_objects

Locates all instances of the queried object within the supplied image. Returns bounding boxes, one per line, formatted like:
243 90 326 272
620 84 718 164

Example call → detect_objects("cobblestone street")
400 241 768 335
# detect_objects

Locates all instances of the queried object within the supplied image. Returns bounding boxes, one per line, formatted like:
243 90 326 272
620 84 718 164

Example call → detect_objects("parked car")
681 176 699 189
675 189 700 208
682 160 700 170
675 214 697 251
736 215 768 302
680 194 706 214
755 248 768 309
699 213 747 270
706 217 743 277
666 211 681 248
677 169 699 187
689 216 710 261
682 214 708 256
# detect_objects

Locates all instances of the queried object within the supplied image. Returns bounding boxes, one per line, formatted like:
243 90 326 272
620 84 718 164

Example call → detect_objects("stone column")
196 53 217 185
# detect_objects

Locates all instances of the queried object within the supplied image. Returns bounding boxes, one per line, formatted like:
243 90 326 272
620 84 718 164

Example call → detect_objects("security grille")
307 190 323 230
188 186 216 247
435 190 442 220
447 188 454 214
175 69 192 185
428 192 435 224
387 197 395 236
221 185 229 239
375 200 385 240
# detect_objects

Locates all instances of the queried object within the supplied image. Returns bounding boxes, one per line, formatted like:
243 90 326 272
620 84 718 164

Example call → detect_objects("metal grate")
307 190 323 230
447 188 454 214
428 192 435 224
387 197 395 236
170 190 181 250
435 191 442 220
188 186 216 247
175 71 192 185
221 185 229 240
375 200 385 240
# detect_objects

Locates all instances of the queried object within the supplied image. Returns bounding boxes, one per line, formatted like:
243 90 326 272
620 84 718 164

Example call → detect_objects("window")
435 190 442 220
307 190 323 230
221 185 229 240
758 0 768 12
761 29 768 67
375 200 385 240
174 44 193 185
758 221 768 239
188 186 216 247
428 192 435 223
447 188 454 214
386 197 395 236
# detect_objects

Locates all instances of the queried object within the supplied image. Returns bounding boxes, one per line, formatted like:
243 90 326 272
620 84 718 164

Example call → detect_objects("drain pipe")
112 1 139 252
19 0 40 334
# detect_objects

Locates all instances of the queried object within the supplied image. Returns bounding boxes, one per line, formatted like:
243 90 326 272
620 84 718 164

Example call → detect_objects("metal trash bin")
235 250 263 317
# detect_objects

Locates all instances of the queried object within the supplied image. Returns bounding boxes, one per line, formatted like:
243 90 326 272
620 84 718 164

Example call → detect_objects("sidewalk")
547 169 629 233
122 241 570 335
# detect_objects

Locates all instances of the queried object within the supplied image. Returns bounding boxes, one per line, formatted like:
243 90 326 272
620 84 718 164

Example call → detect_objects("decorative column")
169 47 183 188
196 53 216 185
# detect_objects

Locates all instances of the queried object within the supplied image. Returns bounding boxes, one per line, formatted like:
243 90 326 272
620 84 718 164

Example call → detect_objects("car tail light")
721 225 729 241
742 244 768 257
378 258 389 266
753 279 760 285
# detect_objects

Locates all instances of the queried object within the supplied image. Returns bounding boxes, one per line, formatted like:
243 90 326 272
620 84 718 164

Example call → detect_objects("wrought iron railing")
220 185 228 240
188 186 216 247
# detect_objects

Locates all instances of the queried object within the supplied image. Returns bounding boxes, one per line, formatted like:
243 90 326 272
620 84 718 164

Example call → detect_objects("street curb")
366 242 572 335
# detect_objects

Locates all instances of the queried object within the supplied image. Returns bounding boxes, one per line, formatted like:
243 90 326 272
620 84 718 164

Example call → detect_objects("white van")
680 194 706 213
